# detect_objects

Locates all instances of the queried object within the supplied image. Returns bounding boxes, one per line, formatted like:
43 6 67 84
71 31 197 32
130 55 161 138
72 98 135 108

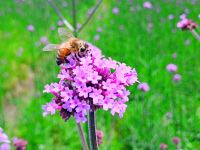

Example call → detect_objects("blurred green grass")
0 0 200 149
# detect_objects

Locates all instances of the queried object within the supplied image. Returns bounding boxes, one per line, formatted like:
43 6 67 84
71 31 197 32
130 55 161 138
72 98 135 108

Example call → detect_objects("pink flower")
94 35 100 41
96 130 104 145
177 18 198 30
173 74 181 82
27 25 34 32
112 7 119 14
0 128 10 150
172 53 177 59
143 1 152 9
159 143 167 150
172 137 180 145
138 82 150 92
42 44 138 123
166 64 177 72
13 138 27 150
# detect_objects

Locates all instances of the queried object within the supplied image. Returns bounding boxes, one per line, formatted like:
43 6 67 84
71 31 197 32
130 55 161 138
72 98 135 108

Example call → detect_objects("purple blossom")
94 35 100 41
42 44 138 123
168 14 174 20
40 36 49 45
0 128 10 150
96 130 104 145
96 27 103 33
13 138 27 150
57 20 64 26
159 143 167 150
177 18 198 30
112 7 119 14
172 53 177 59
172 137 180 145
138 82 150 92
143 1 152 9
166 64 177 72
173 74 181 82
27 25 34 32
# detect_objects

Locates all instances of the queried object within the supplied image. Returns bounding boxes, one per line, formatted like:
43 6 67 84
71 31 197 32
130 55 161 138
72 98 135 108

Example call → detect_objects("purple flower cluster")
177 18 198 30
42 44 138 123
13 138 28 150
138 82 150 92
166 63 181 82
0 128 10 150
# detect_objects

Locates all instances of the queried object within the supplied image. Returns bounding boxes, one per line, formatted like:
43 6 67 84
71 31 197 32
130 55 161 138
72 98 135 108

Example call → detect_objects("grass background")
0 0 200 149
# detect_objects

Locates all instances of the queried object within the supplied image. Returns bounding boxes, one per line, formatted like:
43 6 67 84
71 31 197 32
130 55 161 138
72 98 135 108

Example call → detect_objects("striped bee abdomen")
56 48 71 65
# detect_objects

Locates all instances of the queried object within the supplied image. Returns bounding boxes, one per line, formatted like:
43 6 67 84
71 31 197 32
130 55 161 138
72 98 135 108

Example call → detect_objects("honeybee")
43 28 89 65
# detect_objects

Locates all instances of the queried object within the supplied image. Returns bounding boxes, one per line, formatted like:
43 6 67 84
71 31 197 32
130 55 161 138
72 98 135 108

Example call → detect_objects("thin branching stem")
191 29 200 41
77 0 103 34
47 0 74 32
72 0 77 37
77 123 89 150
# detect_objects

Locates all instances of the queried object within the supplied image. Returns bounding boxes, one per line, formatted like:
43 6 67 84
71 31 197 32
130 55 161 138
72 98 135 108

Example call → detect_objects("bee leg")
64 57 69 63
56 59 63 66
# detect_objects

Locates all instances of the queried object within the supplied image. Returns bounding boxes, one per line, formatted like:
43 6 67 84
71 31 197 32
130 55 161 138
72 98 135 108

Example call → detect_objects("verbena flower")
159 143 167 150
112 7 119 14
0 128 10 150
138 82 150 92
13 138 28 150
177 18 198 30
166 64 177 73
172 137 180 145
42 44 138 123
27 25 34 32
143 1 152 9
96 130 104 145
173 74 181 82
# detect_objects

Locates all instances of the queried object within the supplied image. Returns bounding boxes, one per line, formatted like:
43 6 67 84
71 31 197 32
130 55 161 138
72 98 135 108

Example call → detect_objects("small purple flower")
173 74 181 82
94 35 100 41
172 137 180 145
40 36 49 45
138 82 150 92
57 20 64 26
143 1 152 9
13 138 27 150
42 101 58 116
168 14 174 20
0 128 10 150
177 18 198 30
50 25 55 31
172 53 177 59
77 23 81 30
96 27 103 33
112 7 119 14
87 7 94 16
27 25 34 32
166 64 177 72
96 130 104 145
159 143 167 150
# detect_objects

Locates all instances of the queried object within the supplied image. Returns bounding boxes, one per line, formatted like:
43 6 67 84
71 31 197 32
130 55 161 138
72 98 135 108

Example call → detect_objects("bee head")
78 42 88 53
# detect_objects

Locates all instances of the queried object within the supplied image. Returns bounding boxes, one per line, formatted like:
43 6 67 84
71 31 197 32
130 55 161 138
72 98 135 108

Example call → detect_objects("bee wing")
43 44 59 51
58 27 74 41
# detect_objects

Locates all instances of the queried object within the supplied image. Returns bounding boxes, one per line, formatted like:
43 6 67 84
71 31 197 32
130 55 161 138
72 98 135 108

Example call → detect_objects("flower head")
177 18 198 30
112 7 119 14
138 82 150 92
166 64 177 73
159 143 167 150
143 1 152 9
0 128 10 150
173 74 181 82
13 138 28 150
27 25 34 32
42 43 138 123
172 137 180 145
96 130 104 145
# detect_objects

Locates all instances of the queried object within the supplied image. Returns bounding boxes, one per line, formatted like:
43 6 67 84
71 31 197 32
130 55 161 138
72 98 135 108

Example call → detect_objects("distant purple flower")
57 20 64 26
42 44 138 123
173 74 181 82
27 25 34 32
168 14 174 20
96 27 103 33
172 53 177 59
112 7 119 14
0 128 10 150
96 130 104 145
87 7 94 16
13 138 27 150
159 143 167 150
94 35 100 41
143 1 152 9
180 14 186 20
138 82 150 92
166 64 177 72
40 36 49 45
76 23 81 30
177 18 198 30
184 39 191 45
50 25 55 31
172 137 180 145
